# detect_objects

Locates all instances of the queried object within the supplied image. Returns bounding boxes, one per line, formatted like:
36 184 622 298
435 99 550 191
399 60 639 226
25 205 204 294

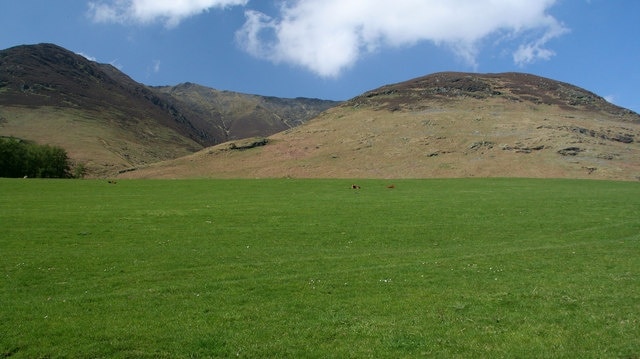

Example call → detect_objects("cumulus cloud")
236 0 568 77
88 0 248 27
87 0 569 77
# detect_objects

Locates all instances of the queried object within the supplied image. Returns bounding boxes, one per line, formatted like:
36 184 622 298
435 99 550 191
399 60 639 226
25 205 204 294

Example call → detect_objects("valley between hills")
1 43 639 180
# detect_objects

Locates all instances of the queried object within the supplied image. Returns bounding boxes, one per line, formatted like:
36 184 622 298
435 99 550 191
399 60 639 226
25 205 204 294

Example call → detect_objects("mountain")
0 43 338 176
0 43 202 176
117 72 640 181
2 44 638 180
153 83 339 142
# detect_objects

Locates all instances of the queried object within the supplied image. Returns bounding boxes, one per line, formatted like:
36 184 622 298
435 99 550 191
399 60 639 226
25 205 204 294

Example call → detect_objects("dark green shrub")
0 137 71 178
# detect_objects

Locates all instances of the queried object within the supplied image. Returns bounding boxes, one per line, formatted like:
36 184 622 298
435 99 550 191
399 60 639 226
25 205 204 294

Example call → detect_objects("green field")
1 178 639 358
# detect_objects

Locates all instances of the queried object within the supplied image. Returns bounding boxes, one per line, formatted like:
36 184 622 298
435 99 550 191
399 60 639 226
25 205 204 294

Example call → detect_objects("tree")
0 137 72 178
0 137 28 177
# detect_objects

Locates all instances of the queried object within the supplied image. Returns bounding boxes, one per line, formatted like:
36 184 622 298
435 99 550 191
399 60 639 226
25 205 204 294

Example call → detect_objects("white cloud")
604 95 615 104
76 52 97 61
145 59 161 78
88 0 248 27
513 17 569 66
109 59 124 70
236 0 569 77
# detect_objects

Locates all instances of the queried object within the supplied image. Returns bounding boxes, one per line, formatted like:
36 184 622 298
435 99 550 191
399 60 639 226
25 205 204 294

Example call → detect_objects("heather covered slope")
118 72 640 180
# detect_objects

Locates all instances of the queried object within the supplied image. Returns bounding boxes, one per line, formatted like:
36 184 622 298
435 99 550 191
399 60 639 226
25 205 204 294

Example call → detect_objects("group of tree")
0 136 78 178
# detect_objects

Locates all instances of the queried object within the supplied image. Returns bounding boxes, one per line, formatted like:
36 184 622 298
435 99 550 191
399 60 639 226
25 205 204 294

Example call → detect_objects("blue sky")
1 1 638 113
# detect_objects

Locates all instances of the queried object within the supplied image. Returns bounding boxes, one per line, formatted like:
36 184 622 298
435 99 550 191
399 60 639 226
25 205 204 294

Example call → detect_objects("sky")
1 1 639 113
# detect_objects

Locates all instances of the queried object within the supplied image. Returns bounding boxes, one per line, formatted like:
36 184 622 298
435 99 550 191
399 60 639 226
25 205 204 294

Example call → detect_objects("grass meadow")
1 178 639 358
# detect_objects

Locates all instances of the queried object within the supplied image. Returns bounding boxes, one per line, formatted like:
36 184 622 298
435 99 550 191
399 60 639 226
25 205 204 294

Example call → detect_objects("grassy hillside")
1 178 638 357
119 95 640 180
0 106 201 177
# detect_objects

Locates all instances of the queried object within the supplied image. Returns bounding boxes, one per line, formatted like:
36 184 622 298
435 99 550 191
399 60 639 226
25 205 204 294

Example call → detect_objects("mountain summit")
351 72 637 118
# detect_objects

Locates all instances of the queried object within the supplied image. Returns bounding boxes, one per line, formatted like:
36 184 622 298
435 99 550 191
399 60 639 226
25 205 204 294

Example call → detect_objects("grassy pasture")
1 178 639 358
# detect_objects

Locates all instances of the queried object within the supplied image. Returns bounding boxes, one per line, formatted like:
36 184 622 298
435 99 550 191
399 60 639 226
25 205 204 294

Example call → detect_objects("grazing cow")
387 184 395 189
351 184 361 189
